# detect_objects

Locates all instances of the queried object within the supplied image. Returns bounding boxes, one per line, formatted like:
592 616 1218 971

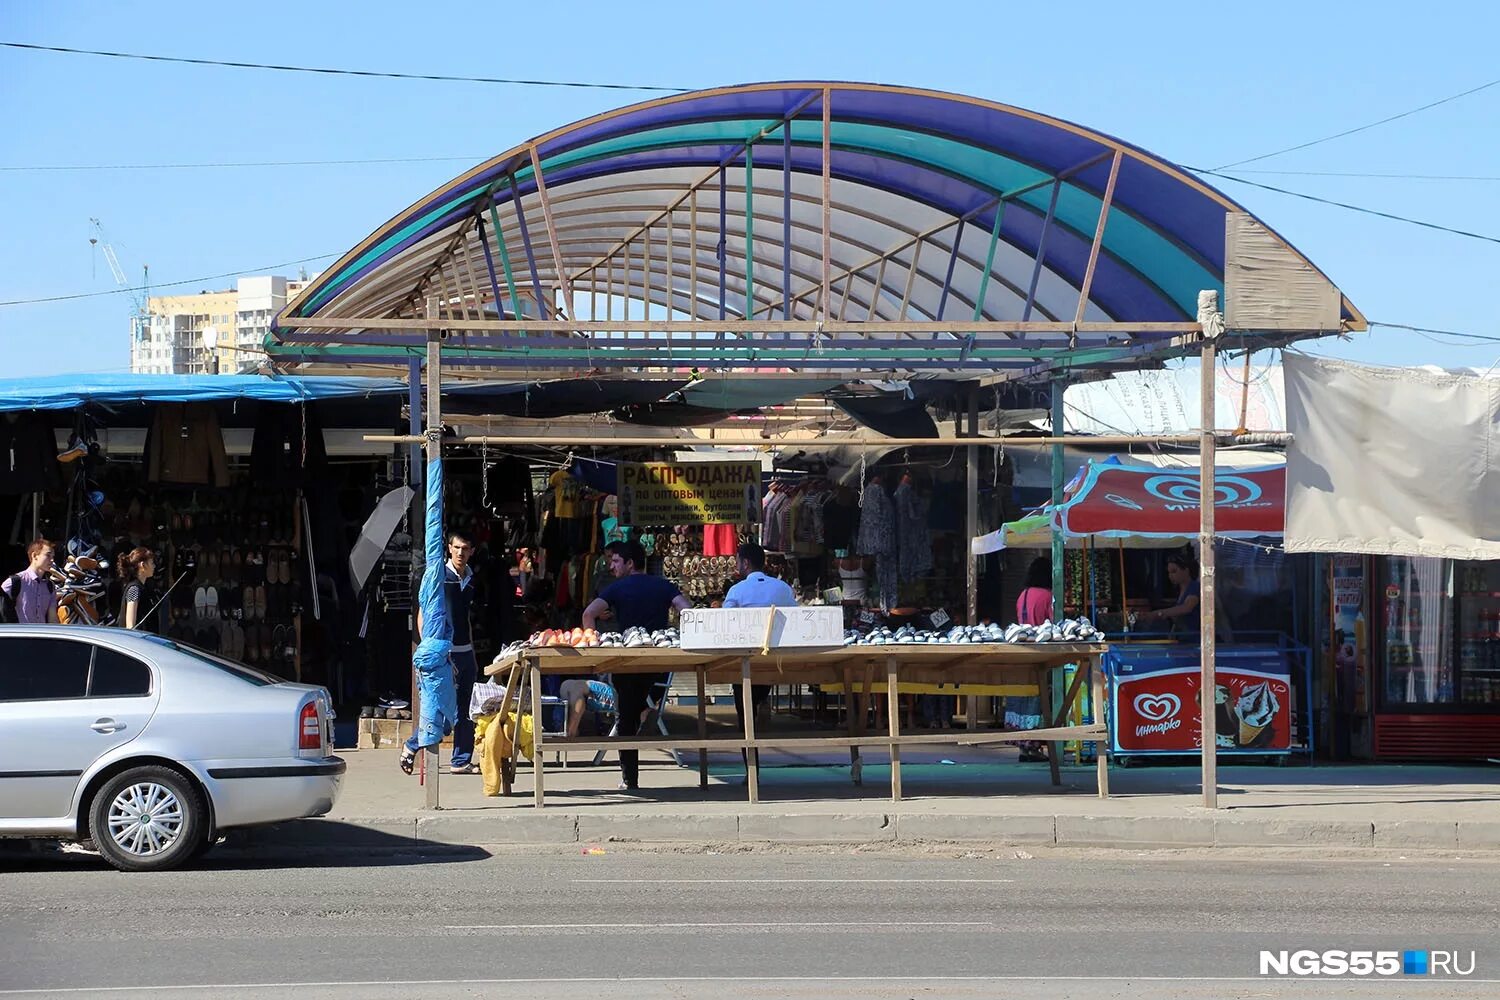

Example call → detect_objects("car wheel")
90 766 205 873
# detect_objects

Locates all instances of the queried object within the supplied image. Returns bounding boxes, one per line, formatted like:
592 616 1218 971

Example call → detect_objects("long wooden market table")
486 642 1109 807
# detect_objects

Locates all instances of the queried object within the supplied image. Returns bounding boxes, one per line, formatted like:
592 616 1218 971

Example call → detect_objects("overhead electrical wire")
1368 321 1500 345
0 252 341 307
1187 168 1500 246
0 155 487 172
1212 75 1500 169
1224 168 1500 182
0 41 693 92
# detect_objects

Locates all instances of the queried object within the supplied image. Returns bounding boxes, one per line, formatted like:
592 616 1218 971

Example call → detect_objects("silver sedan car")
0 625 343 871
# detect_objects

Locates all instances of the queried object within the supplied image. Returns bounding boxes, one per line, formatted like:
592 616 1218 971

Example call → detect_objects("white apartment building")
130 274 314 375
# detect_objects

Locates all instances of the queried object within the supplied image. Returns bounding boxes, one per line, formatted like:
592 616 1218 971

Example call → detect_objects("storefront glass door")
1379 557 1454 708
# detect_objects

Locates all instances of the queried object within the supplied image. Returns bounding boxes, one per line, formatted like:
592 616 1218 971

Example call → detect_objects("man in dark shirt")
582 539 691 790
404 531 480 774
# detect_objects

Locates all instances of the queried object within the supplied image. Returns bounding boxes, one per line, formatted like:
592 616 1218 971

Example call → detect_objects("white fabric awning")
1284 354 1500 560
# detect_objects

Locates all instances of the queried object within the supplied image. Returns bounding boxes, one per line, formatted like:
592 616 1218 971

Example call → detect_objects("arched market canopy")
271 82 1363 378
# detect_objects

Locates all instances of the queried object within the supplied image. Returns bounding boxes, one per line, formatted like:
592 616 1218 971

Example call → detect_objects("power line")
1227 168 1500 182
1188 168 1500 246
1212 75 1500 170
0 41 694 93
0 155 486 172
1368 321 1500 344
0 253 340 307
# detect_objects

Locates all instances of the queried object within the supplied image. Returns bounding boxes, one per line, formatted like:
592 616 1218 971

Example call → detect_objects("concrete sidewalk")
246 740 1500 853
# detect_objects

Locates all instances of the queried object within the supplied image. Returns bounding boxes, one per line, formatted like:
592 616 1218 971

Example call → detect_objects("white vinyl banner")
1283 354 1500 559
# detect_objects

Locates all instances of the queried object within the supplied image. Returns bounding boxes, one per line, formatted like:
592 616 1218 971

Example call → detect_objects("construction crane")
88 218 149 339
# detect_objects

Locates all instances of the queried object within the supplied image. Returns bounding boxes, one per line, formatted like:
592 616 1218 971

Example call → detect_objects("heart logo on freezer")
1133 693 1181 722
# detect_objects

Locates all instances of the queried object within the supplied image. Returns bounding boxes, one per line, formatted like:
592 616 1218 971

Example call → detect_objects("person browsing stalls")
722 542 796 744
581 539 691 791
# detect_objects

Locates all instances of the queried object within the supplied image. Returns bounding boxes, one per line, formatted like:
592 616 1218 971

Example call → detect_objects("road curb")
246 812 1500 852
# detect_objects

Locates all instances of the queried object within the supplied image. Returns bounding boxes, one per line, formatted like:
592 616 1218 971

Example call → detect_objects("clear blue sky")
2 0 1496 376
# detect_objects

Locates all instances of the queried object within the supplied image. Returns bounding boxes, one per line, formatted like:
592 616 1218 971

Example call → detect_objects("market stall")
487 636 1109 806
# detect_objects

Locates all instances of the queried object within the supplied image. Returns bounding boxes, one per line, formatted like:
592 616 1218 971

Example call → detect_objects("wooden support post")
1091 654 1110 798
887 655 902 801
1200 332 1219 808
697 667 709 788
1073 151 1122 326
1038 665 1062 787
531 662 545 807
527 145 568 313
844 664 861 785
742 656 759 804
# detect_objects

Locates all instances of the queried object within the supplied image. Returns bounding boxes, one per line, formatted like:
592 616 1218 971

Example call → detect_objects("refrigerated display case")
1374 557 1500 758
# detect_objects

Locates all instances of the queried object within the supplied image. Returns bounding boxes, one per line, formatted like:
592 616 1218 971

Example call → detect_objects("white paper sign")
679 606 844 652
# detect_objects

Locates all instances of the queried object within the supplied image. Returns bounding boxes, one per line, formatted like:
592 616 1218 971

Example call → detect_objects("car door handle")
91 718 125 734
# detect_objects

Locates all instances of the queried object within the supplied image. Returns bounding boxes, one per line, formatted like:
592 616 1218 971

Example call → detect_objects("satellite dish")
202 325 220 351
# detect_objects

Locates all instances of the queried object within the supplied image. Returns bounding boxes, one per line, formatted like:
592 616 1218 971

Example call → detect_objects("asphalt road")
1 844 1497 999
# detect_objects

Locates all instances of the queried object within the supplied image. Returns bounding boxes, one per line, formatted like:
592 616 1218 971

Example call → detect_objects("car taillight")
299 702 322 750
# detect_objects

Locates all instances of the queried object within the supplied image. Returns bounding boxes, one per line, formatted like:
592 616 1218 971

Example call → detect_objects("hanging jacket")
249 402 328 488
144 403 229 487
0 412 62 495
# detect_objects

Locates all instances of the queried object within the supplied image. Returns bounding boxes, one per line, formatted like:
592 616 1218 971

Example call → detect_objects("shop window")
1456 562 1500 706
1379 557 1454 707
0 638 92 701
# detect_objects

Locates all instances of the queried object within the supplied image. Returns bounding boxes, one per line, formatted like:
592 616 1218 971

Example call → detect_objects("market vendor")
1142 552 1234 642
581 539 692 791
722 542 797 744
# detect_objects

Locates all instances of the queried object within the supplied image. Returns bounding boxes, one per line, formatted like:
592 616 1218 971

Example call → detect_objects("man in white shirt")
722 543 796 748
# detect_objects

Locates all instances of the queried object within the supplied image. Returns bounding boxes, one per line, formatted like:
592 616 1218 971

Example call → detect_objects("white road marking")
449 920 993 929
570 878 1015 884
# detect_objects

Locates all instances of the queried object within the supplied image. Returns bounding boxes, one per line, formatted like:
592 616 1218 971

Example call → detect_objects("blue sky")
2 0 1496 376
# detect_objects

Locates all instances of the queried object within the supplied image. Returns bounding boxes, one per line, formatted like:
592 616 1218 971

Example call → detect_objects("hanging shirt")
549 470 584 518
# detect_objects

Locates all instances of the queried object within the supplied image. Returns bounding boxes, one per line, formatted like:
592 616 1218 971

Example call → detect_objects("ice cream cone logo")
1236 681 1280 748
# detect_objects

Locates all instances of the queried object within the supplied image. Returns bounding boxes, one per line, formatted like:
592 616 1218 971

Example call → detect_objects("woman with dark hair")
1008 556 1052 762
118 546 158 632
1146 551 1201 639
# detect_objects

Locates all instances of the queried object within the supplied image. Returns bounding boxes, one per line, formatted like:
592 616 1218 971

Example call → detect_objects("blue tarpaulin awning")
0 373 407 412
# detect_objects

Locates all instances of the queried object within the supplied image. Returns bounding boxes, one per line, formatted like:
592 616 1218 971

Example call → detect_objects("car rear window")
90 647 153 697
139 635 277 686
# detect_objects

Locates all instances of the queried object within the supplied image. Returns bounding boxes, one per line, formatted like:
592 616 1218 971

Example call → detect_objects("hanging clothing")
249 402 328 488
144 403 229 487
704 523 737 557
837 561 868 601
0 412 62 495
856 482 899 611
549 470 584 518
894 480 933 582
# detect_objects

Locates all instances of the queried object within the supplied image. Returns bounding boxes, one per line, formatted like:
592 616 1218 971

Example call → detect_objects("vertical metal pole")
821 88 832 325
783 118 793 329
972 202 1006 322
509 173 550 319
406 355 423 756
487 202 524 326
475 215 505 319
744 142 754 320
1050 381 1066 618
1022 180 1061 322
1200 334 1219 808
966 391 980 626
1073 151 1122 326
718 166 728 322
934 220 965 332
424 300 443 810
690 195 698 318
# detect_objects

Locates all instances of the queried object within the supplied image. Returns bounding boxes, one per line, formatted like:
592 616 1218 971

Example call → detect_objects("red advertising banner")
1063 465 1285 538
1109 651 1293 753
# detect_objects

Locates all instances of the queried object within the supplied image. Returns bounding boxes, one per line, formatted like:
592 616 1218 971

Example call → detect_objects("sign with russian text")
1062 464 1285 538
617 461 762 526
679 606 844 652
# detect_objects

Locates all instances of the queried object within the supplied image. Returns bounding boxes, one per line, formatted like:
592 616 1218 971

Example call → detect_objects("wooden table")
486 642 1109 807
